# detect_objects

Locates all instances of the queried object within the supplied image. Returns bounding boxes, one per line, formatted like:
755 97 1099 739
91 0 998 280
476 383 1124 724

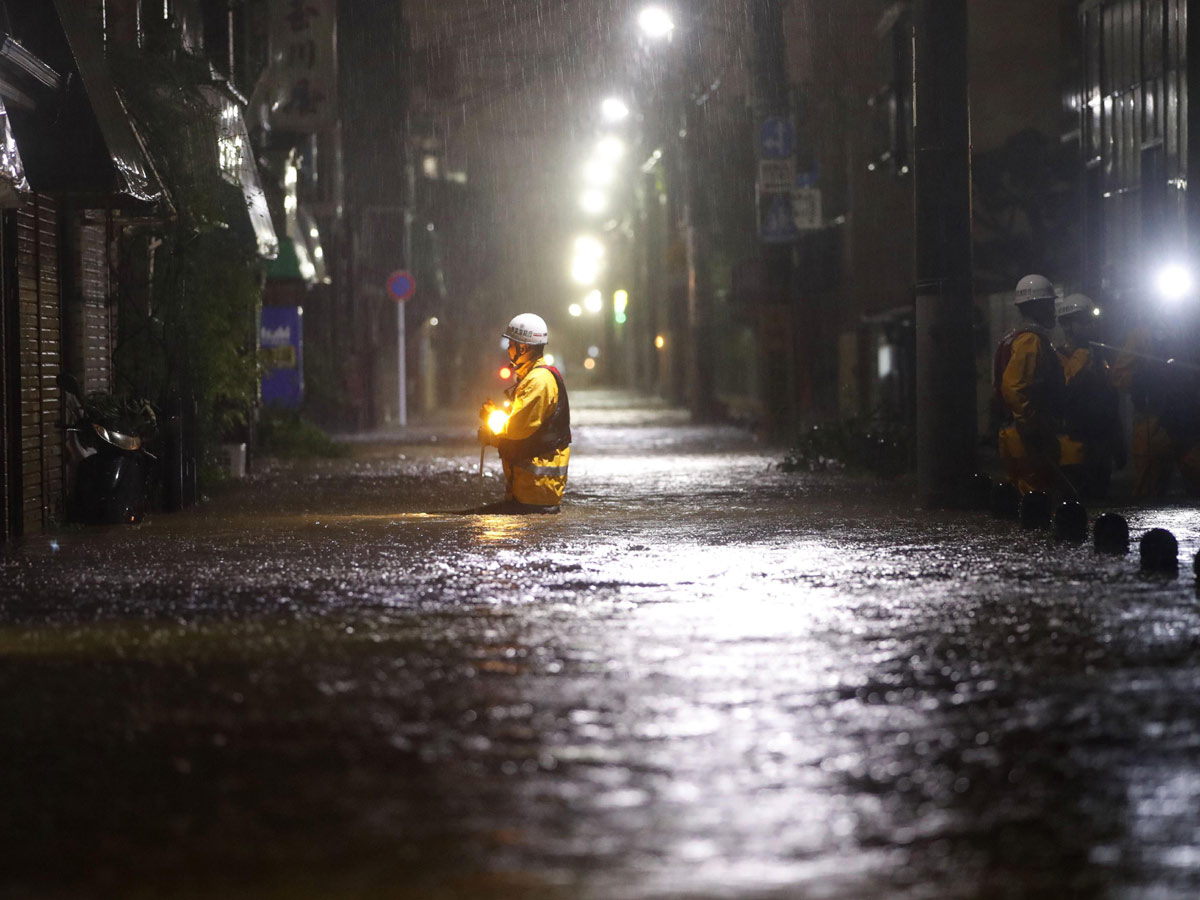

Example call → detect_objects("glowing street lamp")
638 5 675 40
584 289 603 314
580 188 608 215
595 135 625 162
571 256 600 285
601 96 630 123
583 158 616 187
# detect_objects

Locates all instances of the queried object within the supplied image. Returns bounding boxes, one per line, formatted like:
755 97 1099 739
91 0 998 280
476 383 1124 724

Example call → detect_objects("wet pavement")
2 389 1200 900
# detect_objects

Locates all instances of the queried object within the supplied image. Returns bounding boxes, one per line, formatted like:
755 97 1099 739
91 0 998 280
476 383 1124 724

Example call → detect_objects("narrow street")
3 390 1200 900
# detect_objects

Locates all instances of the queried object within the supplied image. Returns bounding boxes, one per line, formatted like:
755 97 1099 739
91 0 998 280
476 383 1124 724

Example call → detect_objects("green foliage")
108 29 265 481
781 412 913 478
257 408 349 460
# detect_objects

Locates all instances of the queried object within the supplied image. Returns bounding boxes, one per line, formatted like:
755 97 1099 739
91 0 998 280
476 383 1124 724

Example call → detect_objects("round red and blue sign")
387 270 416 302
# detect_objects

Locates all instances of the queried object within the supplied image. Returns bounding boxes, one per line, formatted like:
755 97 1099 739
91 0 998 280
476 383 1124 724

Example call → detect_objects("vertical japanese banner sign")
261 306 304 409
268 0 338 131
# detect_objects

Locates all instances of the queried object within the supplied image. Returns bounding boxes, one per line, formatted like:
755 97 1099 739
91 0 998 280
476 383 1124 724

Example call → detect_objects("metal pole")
397 300 407 426
913 0 976 507
680 28 717 421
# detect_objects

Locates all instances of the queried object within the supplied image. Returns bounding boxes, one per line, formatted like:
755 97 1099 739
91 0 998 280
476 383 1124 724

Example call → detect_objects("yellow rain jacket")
993 325 1065 493
1113 325 1200 497
495 357 571 507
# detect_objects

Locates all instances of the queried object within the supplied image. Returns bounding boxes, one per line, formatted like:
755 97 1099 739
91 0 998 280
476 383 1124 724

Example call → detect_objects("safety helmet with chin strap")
503 313 549 345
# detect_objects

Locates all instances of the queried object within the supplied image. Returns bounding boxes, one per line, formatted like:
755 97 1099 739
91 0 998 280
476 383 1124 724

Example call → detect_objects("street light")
638 5 675 40
571 255 600 285
582 158 616 187
580 188 608 215
601 96 630 123
596 135 625 162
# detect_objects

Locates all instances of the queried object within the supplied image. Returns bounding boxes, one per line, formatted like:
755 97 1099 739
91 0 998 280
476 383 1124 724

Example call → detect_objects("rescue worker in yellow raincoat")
477 313 571 513
1112 309 1200 498
1054 293 1124 499
992 274 1066 494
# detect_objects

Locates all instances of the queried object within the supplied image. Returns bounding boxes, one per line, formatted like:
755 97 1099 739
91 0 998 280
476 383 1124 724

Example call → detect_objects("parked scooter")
58 374 158 524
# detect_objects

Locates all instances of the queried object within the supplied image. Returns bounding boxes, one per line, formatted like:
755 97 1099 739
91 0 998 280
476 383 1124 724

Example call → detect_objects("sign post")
387 270 416 426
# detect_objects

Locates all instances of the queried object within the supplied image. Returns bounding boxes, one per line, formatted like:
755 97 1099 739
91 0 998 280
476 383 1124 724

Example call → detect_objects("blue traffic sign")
759 117 794 160
387 269 416 301
759 192 799 243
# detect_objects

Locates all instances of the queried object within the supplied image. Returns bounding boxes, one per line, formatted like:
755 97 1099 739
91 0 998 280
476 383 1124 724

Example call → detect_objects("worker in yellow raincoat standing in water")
478 313 571 513
993 274 1066 494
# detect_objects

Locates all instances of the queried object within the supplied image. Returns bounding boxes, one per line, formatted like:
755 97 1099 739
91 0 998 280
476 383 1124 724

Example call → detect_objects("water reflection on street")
1 390 1199 899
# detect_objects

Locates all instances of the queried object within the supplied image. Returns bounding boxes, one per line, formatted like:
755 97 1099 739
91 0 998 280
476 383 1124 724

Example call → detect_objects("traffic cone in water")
1140 528 1178 574
1053 501 1088 542
1093 513 1129 554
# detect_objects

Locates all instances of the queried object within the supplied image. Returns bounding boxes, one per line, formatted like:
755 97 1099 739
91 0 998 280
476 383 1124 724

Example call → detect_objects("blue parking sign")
759 117 794 160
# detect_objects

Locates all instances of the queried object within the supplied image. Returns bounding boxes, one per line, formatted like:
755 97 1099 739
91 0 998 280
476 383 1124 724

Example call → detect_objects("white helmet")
1055 293 1095 320
1014 273 1057 306
502 313 549 345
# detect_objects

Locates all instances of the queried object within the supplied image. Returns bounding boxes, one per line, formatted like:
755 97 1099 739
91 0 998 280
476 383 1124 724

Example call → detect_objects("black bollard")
1053 501 1088 542
990 481 1020 519
1019 491 1052 530
1140 528 1179 574
969 473 993 511
1093 513 1129 554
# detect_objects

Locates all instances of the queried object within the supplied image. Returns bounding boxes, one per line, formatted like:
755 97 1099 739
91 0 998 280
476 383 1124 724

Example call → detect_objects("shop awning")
0 0 163 206
200 86 279 260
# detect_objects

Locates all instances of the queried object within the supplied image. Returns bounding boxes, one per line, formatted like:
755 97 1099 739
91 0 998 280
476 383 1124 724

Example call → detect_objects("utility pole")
680 29 718 421
750 0 797 442
913 0 976 507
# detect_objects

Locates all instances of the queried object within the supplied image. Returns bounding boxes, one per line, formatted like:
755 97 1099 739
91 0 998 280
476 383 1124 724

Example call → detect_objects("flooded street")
3 390 1200 900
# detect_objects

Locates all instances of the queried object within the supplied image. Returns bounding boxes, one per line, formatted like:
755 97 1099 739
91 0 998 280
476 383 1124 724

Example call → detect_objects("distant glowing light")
571 256 600 285
583 158 615 187
588 345 600 358
429 317 439 326
499 366 513 380
1156 264 1194 302
601 97 630 122
580 189 608 215
596 135 625 162
638 6 675 39
568 303 583 317
544 353 556 366
1092 307 1102 317
655 334 666 349
584 290 603 314
583 358 597 370
614 288 628 324
574 235 606 260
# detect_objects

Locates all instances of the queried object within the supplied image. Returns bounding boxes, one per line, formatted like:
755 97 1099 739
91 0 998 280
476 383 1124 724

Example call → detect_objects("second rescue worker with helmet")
993 274 1066 494
1054 293 1124 499
478 313 572 513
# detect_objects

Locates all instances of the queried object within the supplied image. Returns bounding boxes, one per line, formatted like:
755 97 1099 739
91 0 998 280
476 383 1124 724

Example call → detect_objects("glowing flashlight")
1155 263 1194 302
487 409 510 435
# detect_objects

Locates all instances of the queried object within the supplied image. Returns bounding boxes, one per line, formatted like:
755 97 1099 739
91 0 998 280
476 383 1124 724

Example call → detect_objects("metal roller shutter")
16 194 62 536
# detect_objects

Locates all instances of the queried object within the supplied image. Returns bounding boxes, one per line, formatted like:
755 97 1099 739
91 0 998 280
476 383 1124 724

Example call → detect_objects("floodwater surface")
2 390 1199 900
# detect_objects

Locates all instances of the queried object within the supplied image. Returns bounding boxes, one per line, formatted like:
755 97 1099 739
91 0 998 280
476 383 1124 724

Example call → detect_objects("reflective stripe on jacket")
496 361 570 506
